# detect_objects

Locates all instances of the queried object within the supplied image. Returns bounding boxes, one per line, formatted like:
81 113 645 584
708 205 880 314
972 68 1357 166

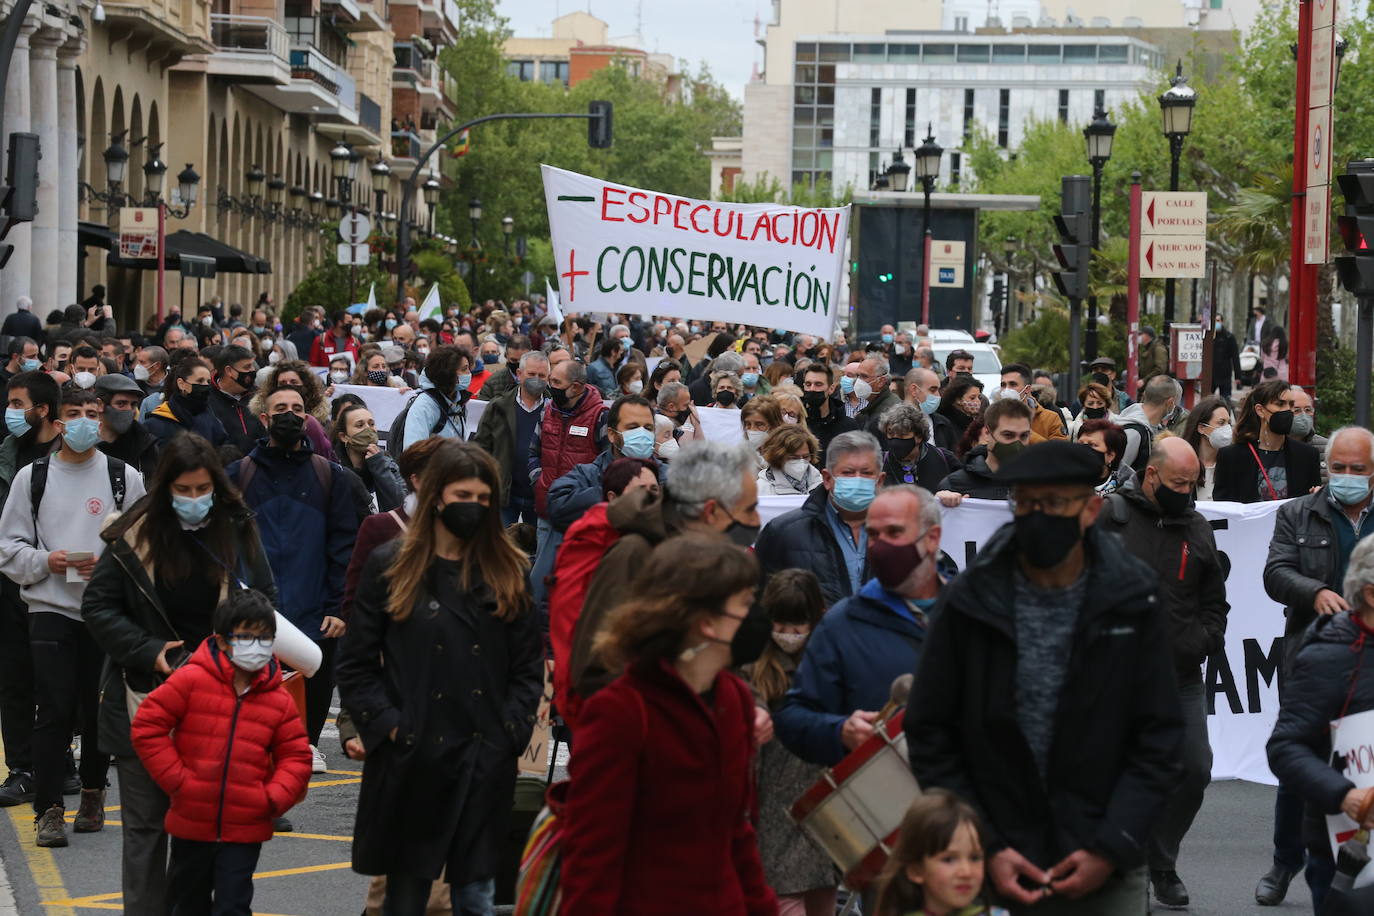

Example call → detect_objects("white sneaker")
310 745 327 774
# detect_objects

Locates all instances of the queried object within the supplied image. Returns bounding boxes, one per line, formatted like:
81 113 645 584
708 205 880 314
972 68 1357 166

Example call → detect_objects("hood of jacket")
1114 402 1160 431
188 638 284 693
605 486 679 542
961 452 995 482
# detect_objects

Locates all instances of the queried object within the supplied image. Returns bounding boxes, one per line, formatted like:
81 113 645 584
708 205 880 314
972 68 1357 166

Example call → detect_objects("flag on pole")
365 283 377 313
451 128 471 157
420 282 442 321
545 280 564 328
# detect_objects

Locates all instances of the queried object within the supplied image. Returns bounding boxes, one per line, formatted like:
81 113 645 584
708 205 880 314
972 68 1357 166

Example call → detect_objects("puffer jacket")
131 639 312 843
937 452 1008 500
1263 487 1356 649
1099 477 1229 680
546 449 667 535
144 395 228 448
1267 612 1374 831
753 485 864 605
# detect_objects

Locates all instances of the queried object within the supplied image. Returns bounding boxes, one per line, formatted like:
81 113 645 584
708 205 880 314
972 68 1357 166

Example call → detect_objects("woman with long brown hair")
1213 378 1322 503
336 440 543 916
560 533 777 915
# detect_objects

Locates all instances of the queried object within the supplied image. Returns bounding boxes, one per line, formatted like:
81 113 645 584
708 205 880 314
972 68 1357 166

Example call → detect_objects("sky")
497 0 762 99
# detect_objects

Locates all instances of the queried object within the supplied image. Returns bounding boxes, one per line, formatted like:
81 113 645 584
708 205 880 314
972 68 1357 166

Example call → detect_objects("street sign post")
337 243 370 266
338 212 371 244
1138 191 1207 279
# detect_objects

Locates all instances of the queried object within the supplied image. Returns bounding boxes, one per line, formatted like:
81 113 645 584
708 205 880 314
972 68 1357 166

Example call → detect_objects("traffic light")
1050 175 1091 301
0 133 41 270
1336 159 1374 296
588 100 613 149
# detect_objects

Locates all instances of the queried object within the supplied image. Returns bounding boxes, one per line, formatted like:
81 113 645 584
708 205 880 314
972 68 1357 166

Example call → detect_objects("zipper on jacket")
216 693 247 841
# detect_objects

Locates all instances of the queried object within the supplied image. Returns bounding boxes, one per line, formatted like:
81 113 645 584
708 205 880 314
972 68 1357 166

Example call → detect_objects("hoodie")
1113 402 1165 472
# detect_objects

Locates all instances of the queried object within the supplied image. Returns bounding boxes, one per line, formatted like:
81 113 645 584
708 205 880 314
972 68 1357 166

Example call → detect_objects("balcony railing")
359 93 382 134
391 130 421 160
289 44 357 110
393 42 438 85
210 14 289 60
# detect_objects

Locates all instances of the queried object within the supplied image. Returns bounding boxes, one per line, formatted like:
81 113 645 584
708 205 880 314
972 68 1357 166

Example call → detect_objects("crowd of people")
0 290 1368 916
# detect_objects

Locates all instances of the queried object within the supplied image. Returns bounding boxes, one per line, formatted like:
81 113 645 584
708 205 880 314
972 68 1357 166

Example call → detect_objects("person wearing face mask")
907 440 1184 913
145 356 228 449
1075 418 1136 496
934 397 1031 507
710 371 745 409
205 345 265 457
309 311 361 368
776 484 948 770
1137 325 1170 392
888 331 915 377
1180 396 1232 500
757 426 823 496
544 396 666 538
93 373 160 474
474 333 529 402
742 569 837 915
755 431 884 606
560 533 777 916
472 350 551 526
1287 385 1329 458
1067 381 1115 440
799 364 858 457
1115 374 1181 476
0 387 147 849
879 402 958 494
0 337 41 384
739 396 783 468
904 367 952 441
1097 438 1229 910
331 403 405 514
1253 426 1374 906
337 441 542 916
1213 378 1322 503
229 385 359 777
327 356 353 388
129 589 312 916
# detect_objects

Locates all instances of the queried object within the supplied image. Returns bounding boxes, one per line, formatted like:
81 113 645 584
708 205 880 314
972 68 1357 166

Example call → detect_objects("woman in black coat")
1213 379 1322 503
82 432 278 916
932 376 984 452
337 440 543 916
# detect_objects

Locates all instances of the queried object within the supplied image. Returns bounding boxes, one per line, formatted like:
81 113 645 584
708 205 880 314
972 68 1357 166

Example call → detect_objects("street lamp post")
1158 62 1196 330
331 141 362 302
913 126 943 326
422 174 442 237
501 215 514 256
132 144 199 323
1003 236 1019 332
371 160 391 226
1084 107 1117 360
466 198 482 302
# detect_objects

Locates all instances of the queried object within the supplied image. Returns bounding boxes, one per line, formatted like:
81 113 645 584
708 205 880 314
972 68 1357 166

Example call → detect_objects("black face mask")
438 501 486 539
1266 409 1294 437
725 602 771 666
802 390 827 410
181 383 212 413
885 437 917 460
724 516 760 548
1152 476 1195 516
1013 510 1083 569
268 411 306 448
550 385 572 409
1082 406 1107 420
715 390 737 407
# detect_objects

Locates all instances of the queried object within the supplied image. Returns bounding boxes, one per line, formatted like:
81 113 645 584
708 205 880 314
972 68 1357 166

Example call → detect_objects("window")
1063 44 1096 61
540 61 569 85
950 151 962 187
818 43 851 62
854 43 886 62
890 44 920 60
870 87 882 147
506 60 534 81
904 88 917 147
963 88 975 140
992 44 1026 63
1058 89 1070 123
795 43 817 60
1098 44 1128 63
795 64 816 83
957 44 990 63
923 44 956 63
1094 88 1106 113
954 15 968 30
998 88 1010 148
1028 44 1061 63
869 151 881 187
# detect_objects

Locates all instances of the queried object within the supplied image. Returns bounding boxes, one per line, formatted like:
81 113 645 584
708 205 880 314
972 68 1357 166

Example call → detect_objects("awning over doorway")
99 228 272 274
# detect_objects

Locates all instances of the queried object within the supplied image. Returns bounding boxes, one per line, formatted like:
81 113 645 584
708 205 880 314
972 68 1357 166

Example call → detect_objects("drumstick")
876 673 913 724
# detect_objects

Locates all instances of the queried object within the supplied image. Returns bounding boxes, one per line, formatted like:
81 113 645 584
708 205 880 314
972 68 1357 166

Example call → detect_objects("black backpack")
29 454 128 546
386 388 467 456
1119 419 1155 475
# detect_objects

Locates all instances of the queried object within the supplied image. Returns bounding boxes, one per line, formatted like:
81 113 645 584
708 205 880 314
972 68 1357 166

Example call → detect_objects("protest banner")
541 165 850 339
1326 709 1374 887
519 661 557 777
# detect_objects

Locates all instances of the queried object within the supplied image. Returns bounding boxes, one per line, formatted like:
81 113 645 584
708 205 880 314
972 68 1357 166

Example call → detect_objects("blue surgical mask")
882 333 894 344
619 337 631 351
1330 473 1373 506
20 359 39 372
384 318 398 331
457 372 472 389
839 376 855 395
5 407 31 438
172 491 214 526
920 394 941 415
619 427 655 459
741 372 760 388
61 417 100 453
831 476 877 512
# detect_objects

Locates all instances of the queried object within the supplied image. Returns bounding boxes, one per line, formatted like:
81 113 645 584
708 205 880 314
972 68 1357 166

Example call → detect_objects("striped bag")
514 780 570 916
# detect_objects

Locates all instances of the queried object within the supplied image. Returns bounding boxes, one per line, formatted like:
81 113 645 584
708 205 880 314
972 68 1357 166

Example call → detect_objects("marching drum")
788 710 920 890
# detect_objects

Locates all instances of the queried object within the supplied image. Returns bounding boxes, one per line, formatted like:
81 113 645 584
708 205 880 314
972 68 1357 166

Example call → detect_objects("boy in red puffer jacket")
132 589 312 915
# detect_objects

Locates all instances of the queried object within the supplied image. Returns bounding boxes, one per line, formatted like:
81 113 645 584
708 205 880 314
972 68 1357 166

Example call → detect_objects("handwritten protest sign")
541 165 850 338
1326 708 1374 887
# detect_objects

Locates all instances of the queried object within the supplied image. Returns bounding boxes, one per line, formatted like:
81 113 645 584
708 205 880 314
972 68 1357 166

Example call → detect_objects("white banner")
1326 709 1374 887
758 496 1291 785
540 165 850 339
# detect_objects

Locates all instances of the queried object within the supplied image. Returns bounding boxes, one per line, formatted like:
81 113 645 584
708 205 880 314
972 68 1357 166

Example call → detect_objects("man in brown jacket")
1138 326 1170 391
999 363 1066 441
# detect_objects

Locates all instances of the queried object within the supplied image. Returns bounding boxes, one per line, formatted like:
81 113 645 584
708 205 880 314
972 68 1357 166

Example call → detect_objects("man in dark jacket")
754 430 882 606
1 297 43 342
472 350 549 525
907 440 1183 911
855 354 899 435
1210 317 1243 399
1097 438 1228 909
775 485 947 766
227 385 358 771
800 364 858 457
544 396 662 536
206 345 264 458
935 397 1032 505
1254 426 1374 904
93 374 159 474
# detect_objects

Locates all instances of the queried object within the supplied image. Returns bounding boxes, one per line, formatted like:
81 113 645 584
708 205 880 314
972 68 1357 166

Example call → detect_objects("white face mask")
893 344 907 355
228 641 273 673
329 371 349 384
744 429 767 447
628 380 644 395
1207 423 1233 449
268 351 282 365
853 378 874 401
771 629 809 654
73 371 96 389
782 458 811 480
134 363 151 382
657 438 680 460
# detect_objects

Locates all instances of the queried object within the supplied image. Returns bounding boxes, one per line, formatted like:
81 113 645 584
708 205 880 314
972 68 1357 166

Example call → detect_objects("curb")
0 848 18 916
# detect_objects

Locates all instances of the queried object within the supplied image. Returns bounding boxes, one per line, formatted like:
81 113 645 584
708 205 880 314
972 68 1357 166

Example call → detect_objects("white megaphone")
273 612 323 676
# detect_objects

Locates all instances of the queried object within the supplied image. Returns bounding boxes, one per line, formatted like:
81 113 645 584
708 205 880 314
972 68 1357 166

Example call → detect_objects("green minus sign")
557 195 596 202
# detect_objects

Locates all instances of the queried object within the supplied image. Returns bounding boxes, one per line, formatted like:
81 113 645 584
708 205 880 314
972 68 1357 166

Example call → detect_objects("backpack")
386 388 466 457
1119 419 1154 475
236 453 333 502
29 455 128 546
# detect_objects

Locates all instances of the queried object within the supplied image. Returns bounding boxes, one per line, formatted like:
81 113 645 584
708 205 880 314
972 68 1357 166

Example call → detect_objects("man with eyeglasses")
1287 387 1328 468
908 440 1183 915
1097 437 1228 910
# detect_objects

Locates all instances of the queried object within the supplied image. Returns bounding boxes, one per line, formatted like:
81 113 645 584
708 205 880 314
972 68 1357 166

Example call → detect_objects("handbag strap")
1247 442 1280 501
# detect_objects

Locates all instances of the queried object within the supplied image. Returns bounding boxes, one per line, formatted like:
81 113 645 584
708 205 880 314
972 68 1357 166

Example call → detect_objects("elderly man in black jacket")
1254 425 1374 905
907 440 1183 914
1098 437 1228 909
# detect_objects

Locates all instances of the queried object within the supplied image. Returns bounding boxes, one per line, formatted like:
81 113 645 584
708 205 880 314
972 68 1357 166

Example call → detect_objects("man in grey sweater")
0 387 145 848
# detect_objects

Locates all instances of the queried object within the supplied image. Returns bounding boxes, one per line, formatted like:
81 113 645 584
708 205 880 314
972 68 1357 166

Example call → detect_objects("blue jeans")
530 518 561 618
383 876 493 916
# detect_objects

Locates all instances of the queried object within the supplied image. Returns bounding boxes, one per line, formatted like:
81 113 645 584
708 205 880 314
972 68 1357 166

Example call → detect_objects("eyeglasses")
1007 493 1092 516
226 634 275 648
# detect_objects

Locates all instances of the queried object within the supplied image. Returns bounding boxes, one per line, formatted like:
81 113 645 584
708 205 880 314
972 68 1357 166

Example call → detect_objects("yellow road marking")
306 776 362 789
325 768 363 775
274 830 352 841
251 861 354 879
7 807 76 916
43 862 355 911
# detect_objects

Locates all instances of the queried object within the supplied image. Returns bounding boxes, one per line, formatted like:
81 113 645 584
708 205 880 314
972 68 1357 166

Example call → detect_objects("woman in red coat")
560 533 779 915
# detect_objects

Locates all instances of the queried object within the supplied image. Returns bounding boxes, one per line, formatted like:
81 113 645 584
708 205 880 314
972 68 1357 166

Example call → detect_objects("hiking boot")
1151 869 1189 908
0 770 34 807
1255 862 1298 905
34 805 67 847
62 750 79 796
73 788 104 833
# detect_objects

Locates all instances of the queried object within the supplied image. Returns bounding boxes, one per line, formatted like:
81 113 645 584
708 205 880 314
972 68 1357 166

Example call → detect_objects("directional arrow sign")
1140 238 1206 278
1141 192 1207 235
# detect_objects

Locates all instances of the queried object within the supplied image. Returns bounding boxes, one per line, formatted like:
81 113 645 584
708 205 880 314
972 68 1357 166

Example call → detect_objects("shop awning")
78 220 116 250
103 229 271 274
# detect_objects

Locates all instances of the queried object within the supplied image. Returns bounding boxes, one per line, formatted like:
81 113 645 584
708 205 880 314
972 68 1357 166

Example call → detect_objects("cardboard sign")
1326 708 1374 888
518 661 556 777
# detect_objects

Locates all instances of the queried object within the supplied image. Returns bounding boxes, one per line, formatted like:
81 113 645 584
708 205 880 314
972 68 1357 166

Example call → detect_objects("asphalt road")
0 738 1319 915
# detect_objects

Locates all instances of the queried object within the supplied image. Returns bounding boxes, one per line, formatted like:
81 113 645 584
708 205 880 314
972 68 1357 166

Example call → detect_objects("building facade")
0 0 460 328
503 11 682 98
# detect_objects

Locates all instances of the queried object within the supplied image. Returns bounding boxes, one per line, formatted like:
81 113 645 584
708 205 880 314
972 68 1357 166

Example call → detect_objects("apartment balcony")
320 0 381 32
387 127 438 180
394 42 446 109
104 0 215 62
205 14 291 84
317 92 384 150
391 0 458 45
356 0 390 32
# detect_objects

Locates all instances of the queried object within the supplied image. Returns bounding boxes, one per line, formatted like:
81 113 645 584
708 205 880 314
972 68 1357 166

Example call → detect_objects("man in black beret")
906 440 1184 913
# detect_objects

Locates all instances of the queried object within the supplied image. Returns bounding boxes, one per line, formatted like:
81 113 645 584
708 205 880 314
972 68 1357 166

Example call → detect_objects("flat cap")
1088 356 1115 369
1140 325 1157 339
994 440 1104 486
93 373 142 396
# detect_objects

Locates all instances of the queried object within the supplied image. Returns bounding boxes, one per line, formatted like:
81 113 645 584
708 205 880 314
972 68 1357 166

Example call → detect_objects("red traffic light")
1338 214 1374 252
